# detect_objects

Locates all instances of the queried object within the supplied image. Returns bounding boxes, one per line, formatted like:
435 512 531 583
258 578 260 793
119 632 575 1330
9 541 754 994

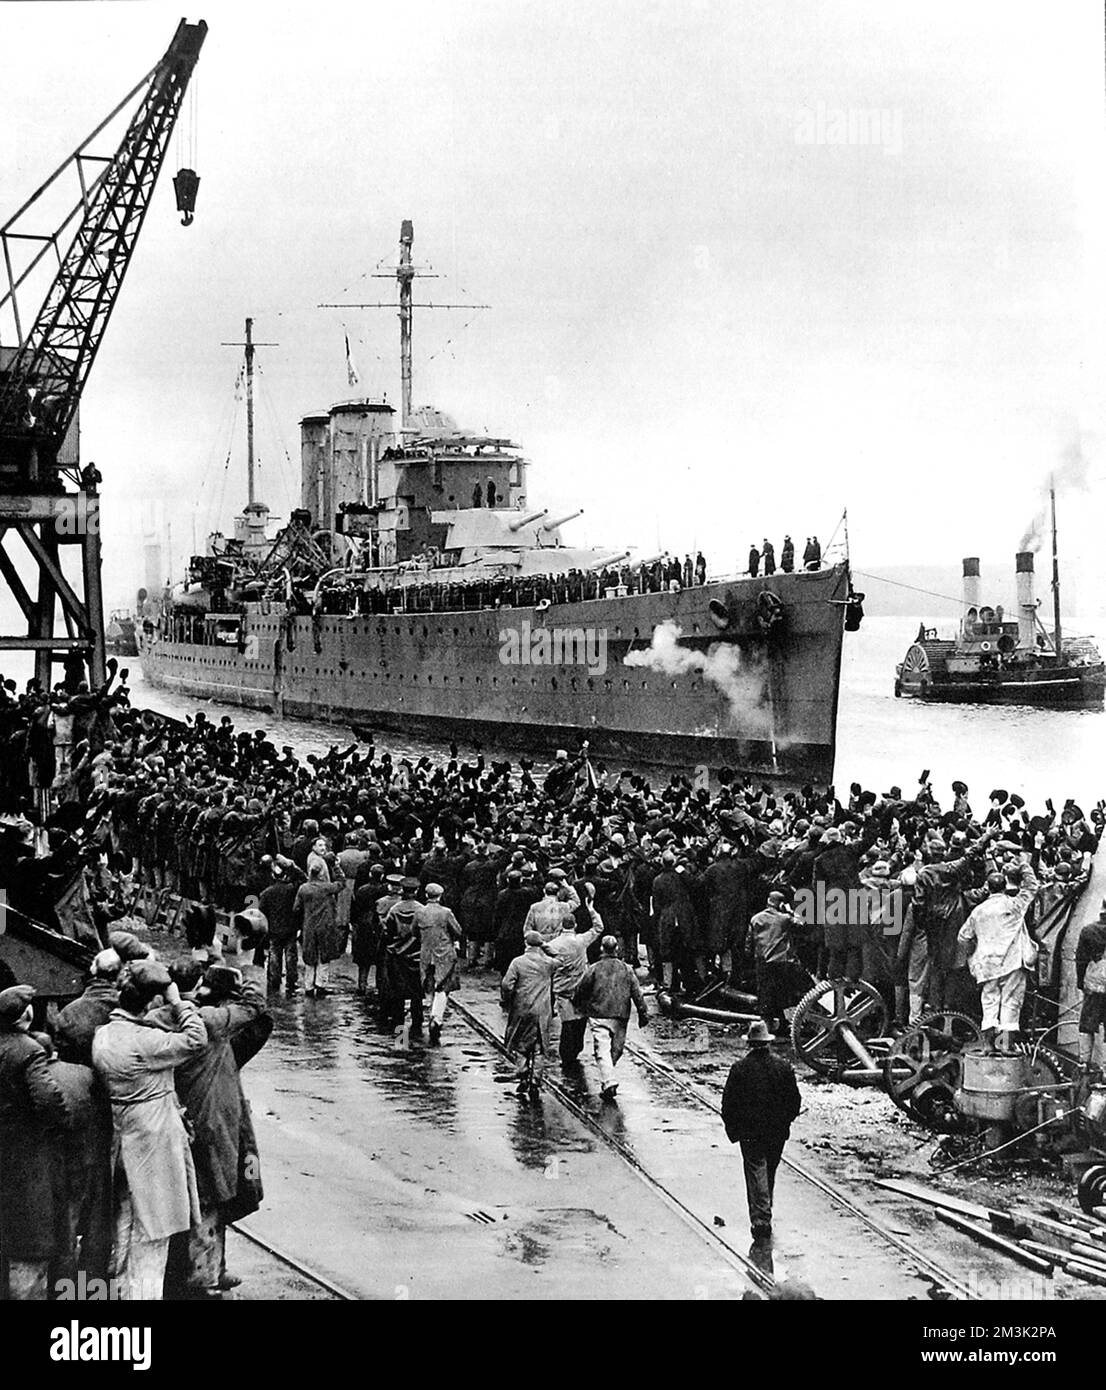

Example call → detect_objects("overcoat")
91 1001 206 1241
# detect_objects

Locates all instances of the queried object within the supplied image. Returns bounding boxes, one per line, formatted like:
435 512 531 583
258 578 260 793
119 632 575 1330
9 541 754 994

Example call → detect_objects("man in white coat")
957 854 1038 1054
92 959 207 1299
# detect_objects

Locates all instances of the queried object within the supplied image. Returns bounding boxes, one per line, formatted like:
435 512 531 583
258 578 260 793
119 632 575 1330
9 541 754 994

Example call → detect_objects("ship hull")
139 566 849 782
895 667 1105 708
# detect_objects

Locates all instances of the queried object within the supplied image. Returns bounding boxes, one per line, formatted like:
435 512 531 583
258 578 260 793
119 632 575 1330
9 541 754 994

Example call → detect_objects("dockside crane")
0 18 206 688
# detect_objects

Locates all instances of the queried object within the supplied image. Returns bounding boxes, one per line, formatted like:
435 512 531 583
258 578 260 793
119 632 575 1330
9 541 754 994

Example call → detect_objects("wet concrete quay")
231 962 957 1301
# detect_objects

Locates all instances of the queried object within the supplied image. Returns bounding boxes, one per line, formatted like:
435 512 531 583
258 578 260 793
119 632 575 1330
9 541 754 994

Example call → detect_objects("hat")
401 877 420 892
884 786 903 800
201 965 242 1001
385 873 404 886
91 948 122 978
524 930 544 946
821 826 842 844
746 1019 772 1045
425 882 444 899
124 959 171 993
108 930 152 962
767 890 787 907
989 789 1008 805
0 984 34 1027
951 781 968 796
232 907 268 949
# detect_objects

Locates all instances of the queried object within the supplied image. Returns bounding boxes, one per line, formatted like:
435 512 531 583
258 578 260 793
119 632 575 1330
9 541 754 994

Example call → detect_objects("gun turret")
508 509 548 533
585 550 631 572
542 509 584 533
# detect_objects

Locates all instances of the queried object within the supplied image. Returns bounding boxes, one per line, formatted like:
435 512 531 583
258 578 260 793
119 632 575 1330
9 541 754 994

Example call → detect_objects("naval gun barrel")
585 550 631 572
542 509 584 532
634 552 668 569
509 509 548 533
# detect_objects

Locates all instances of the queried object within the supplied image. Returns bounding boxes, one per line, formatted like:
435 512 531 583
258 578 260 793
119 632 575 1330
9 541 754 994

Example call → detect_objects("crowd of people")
2 673 1105 1295
0 930 269 1303
308 551 713 618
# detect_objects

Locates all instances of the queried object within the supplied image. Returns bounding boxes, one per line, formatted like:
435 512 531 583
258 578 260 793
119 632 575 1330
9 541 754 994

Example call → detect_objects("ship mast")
245 316 257 505
1050 477 1062 660
222 316 277 509
319 223 488 431
398 220 414 428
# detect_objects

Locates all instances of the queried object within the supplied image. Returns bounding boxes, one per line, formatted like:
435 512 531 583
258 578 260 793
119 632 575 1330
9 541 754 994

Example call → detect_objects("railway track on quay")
449 998 775 1295
449 992 981 1300
227 1222 358 1301
617 1035 981 1300
218 967 986 1301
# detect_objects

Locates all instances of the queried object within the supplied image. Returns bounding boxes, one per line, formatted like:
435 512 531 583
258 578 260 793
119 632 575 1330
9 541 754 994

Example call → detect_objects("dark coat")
350 881 389 966
700 857 753 954
0 1031 69 1261
54 979 119 1065
812 842 865 949
459 857 498 942
1076 918 1106 990
493 886 539 975
721 1047 801 1146
650 868 699 956
168 982 268 1216
258 874 305 944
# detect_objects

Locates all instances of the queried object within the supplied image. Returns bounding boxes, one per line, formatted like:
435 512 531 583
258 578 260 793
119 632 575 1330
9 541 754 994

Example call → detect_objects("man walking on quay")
721 1019 801 1245
573 936 650 1100
500 930 557 1095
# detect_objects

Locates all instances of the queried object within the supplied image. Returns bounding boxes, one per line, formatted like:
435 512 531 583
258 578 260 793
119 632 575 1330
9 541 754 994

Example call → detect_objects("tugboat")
895 486 1104 708
140 223 861 782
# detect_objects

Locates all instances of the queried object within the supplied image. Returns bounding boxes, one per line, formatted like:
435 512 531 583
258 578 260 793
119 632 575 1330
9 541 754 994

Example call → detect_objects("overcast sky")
2 0 1104 617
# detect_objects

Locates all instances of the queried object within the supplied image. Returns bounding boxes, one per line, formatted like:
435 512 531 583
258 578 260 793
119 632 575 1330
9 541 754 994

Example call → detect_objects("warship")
139 224 859 781
895 490 1104 708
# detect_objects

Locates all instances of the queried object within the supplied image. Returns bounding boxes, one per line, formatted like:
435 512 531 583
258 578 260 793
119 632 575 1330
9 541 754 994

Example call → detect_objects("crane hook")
173 168 200 227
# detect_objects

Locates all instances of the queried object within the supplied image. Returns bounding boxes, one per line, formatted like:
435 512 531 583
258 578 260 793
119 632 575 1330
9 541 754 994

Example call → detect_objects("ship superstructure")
140 224 857 781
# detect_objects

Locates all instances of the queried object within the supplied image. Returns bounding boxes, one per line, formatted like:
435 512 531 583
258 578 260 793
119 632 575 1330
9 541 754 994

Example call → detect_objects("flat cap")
0 984 34 1026
108 930 152 961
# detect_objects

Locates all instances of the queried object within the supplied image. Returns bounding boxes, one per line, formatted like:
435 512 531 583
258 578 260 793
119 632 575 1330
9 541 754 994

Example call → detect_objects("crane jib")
0 19 207 484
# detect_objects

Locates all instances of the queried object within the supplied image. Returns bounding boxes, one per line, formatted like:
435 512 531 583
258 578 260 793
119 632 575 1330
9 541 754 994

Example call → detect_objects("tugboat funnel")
962 557 980 611
962 557 980 634
1015 551 1036 651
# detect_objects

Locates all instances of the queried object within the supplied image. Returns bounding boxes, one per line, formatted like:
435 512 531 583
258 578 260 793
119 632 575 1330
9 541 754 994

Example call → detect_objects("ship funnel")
508 509 548 533
962 557 981 611
542 509 584 533
1015 551 1037 650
